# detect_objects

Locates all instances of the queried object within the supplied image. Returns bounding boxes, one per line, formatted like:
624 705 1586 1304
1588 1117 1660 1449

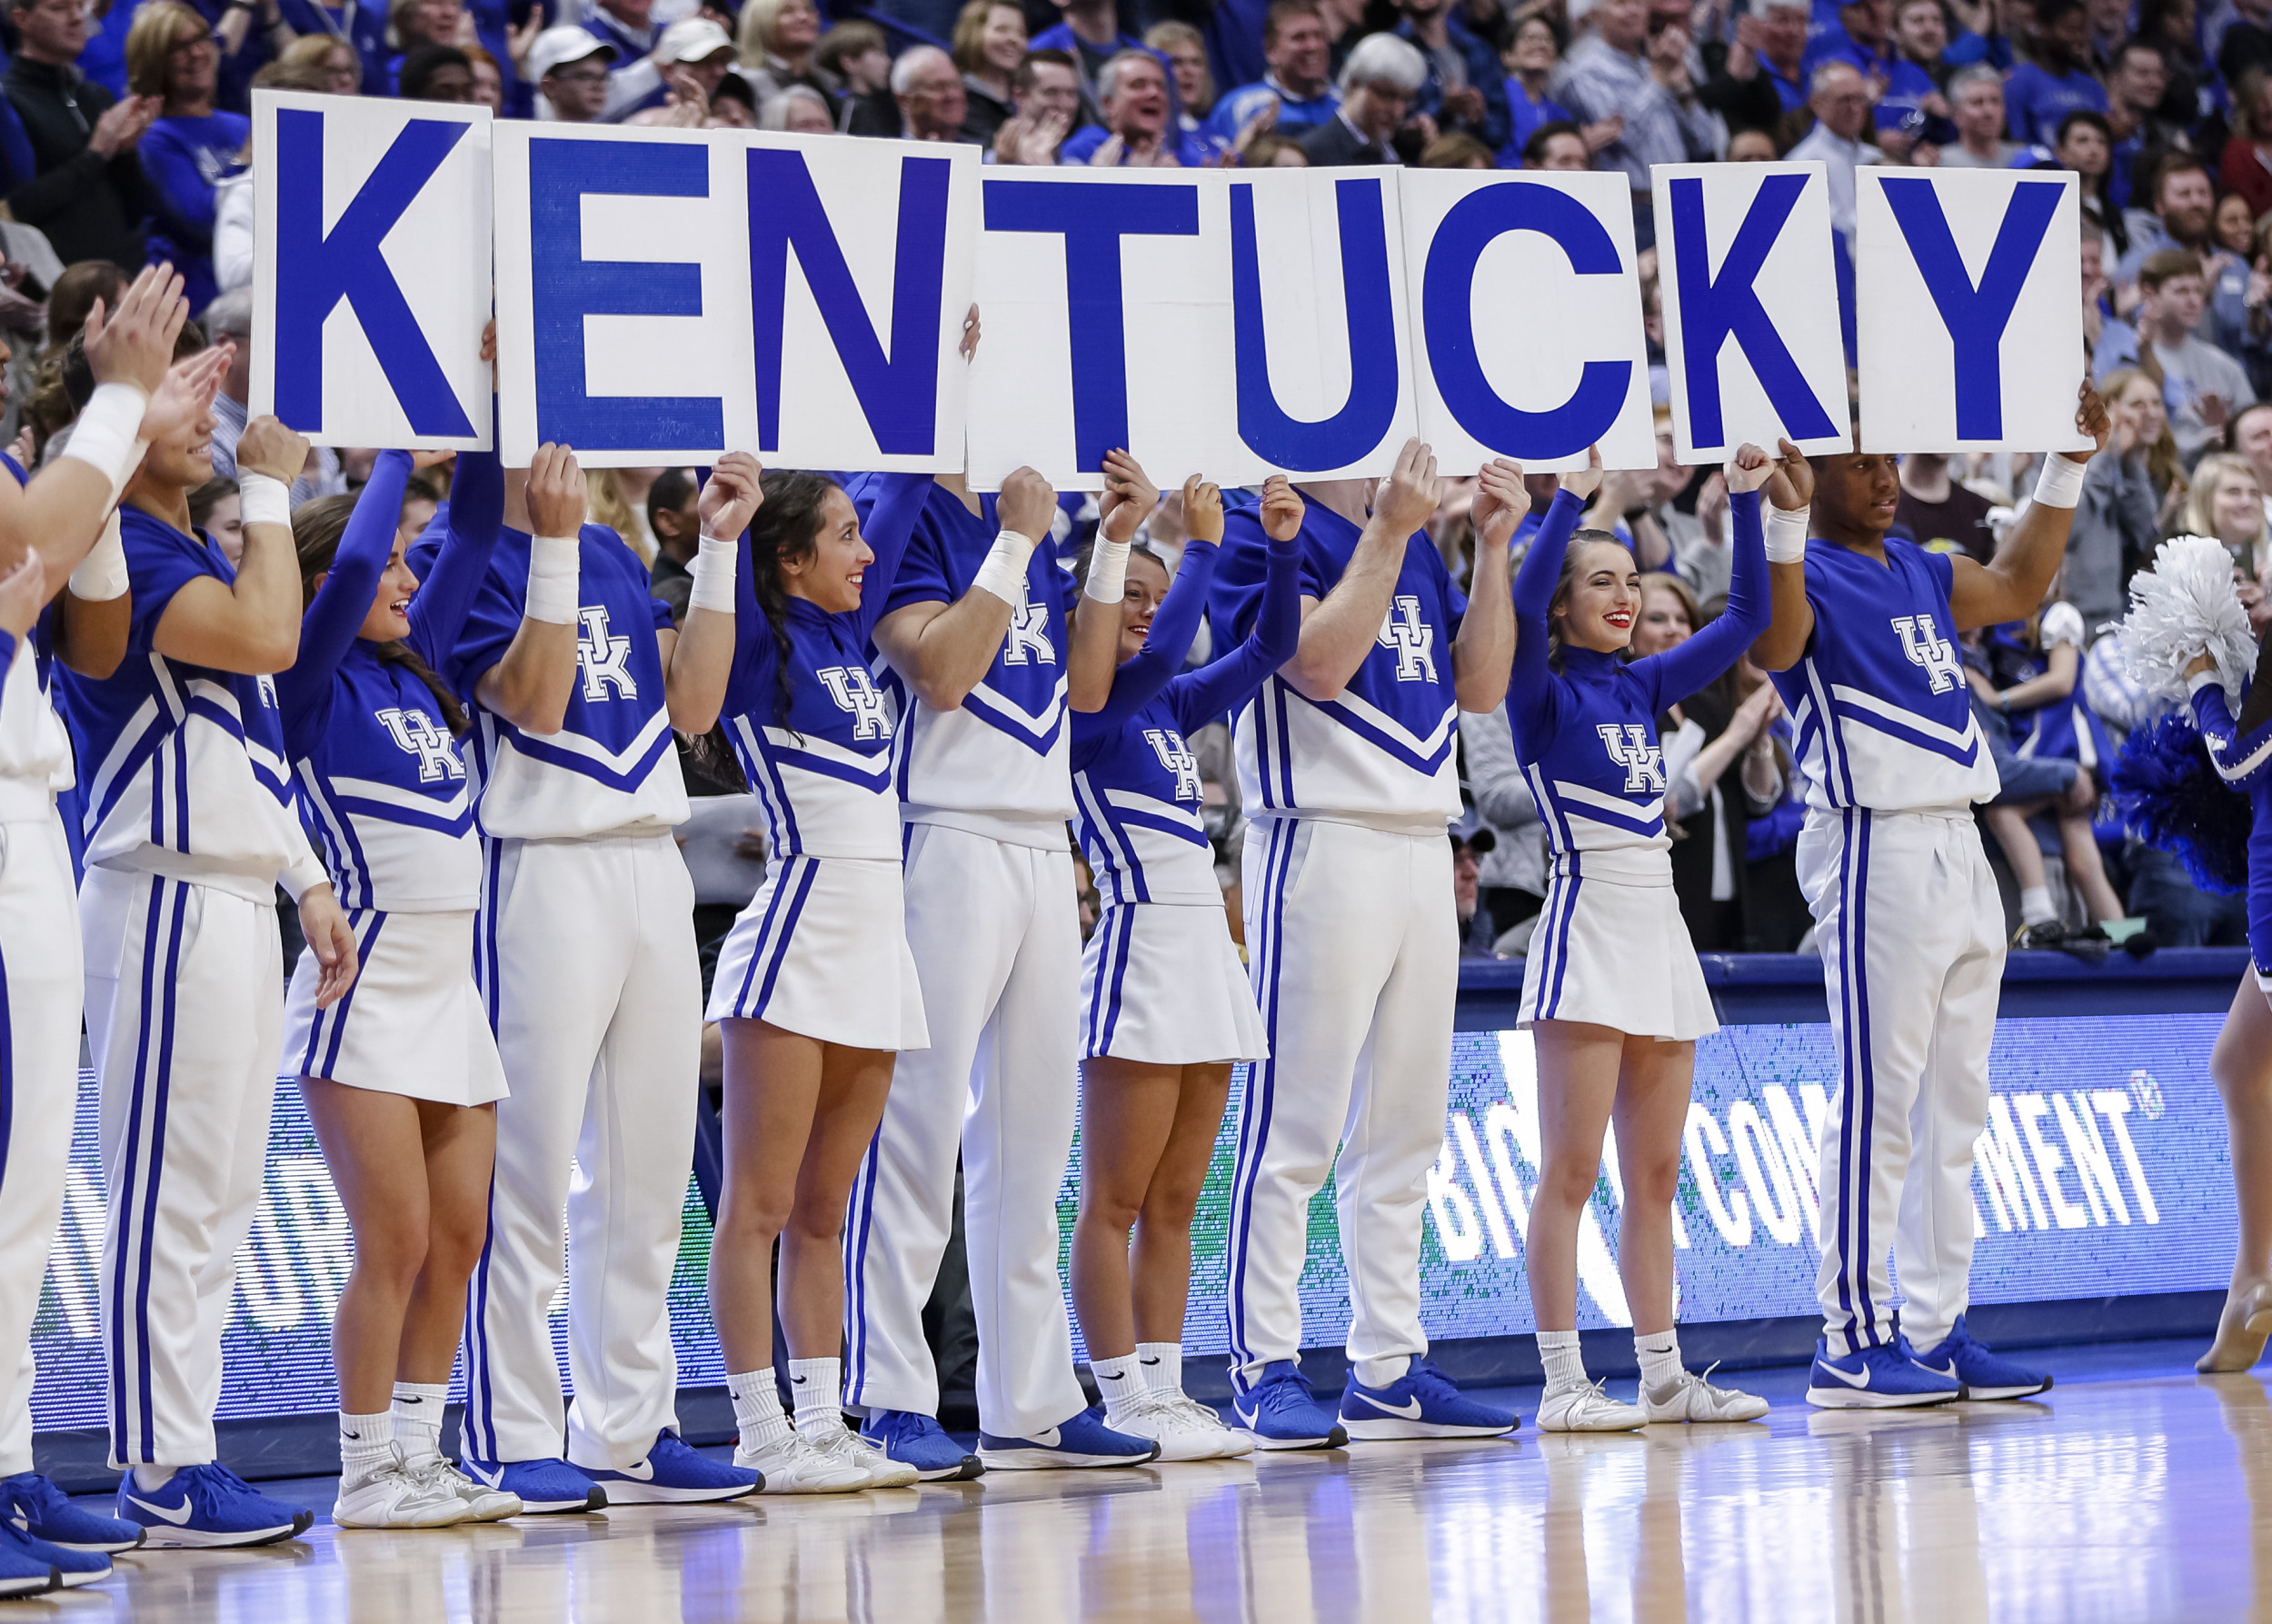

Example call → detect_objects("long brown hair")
1542 529 1630 672
291 493 470 736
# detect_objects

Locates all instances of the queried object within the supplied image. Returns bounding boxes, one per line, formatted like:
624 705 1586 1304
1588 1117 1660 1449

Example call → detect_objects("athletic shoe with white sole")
0 1471 144 1552
410 1458 522 1521
805 1425 919 1488
114 1464 314 1548
0 1520 108 1588
976 1404 1158 1470
579 1430 760 1505
1339 1359 1519 1440
1156 1392 1255 1459
859 1410 983 1481
459 1457 604 1514
1536 1380 1647 1433
1911 1316 2052 1401
1805 1338 1961 1410
334 1450 473 1529
0 1521 55 1599
1641 1366 1769 1423
1104 1391 1240 1462
1231 1362 1348 1451
736 1430 872 1493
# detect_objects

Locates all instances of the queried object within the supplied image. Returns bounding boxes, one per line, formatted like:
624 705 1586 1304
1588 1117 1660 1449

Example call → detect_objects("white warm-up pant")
80 865 283 1470
0 818 82 1476
842 822 1086 1440
1228 817 1455 1389
460 833 702 1470
1799 808 2005 1357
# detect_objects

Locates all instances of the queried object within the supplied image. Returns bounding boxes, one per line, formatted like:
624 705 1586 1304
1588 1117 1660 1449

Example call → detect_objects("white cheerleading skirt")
706 853 930 1051
284 907 509 1106
1081 900 1269 1065
1517 856 1719 1042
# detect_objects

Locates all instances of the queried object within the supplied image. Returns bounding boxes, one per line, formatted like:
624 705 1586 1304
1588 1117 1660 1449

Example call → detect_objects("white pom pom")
2117 534 2259 708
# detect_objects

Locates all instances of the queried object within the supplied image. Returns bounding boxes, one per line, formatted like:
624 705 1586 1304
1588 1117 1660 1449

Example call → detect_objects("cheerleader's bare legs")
2202 978 2272 1371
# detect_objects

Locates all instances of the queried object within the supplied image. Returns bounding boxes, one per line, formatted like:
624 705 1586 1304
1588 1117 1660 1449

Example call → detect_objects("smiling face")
1510 15 1558 72
1104 54 1171 139
1554 539 1644 654
358 536 420 642
982 3 1026 74
1107 551 1171 662
781 487 872 614
2117 372 2168 447
1268 8 1330 90
1630 576 1694 657
2218 192 2257 255
2214 464 2265 543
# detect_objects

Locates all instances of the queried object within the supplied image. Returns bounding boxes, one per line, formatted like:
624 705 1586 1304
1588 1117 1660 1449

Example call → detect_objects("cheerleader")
1510 443 1774 1432
275 446 531 1528
706 469 934 1493
1064 466 1300 1461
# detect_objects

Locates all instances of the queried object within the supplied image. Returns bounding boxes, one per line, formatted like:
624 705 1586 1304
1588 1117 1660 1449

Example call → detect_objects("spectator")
203 0 300 112
386 0 470 88
645 466 700 622
2103 364 2192 531
1788 62 1882 244
1242 129 1310 163
1395 0 1510 151
1457 703 1548 949
1807 0 1896 81
1031 0 1146 114
1500 15 1575 164
2224 71 2272 218
130 1 245 318
1302 31 1425 164
1146 21 1217 129
2104 39 2177 207
1211 0 1342 143
278 33 365 95
1420 129 1495 164
1938 63 2025 166
188 474 240 566
2184 451 2270 582
893 45 974 143
2140 0 2209 124
399 42 474 99
1895 450 1998 563
2006 0 2111 146
2130 250 2257 458
1450 822 1499 955
1061 47 1205 164
992 47 1081 164
1521 115 1590 167
1876 0 1958 152
202 285 344 506
4 0 152 273
583 0 673 120
709 70 757 128
737 0 832 112
1703 0 1807 134
528 26 615 123
2228 398 2272 523
760 81 834 132
2058 110 2126 252
1552 0 1727 206
819 24 895 135
464 43 504 110
953 0 1027 146
2116 153 2217 284
1725 124 1781 158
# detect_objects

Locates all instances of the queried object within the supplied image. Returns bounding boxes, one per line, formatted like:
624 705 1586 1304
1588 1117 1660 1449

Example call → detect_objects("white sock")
339 1409 396 1481
728 1369 794 1451
1538 1330 1586 1394
788 1357 843 1437
131 1464 175 1492
1091 1352 1146 1417
391 1381 448 1467
2019 886 2056 927
1353 1353 1411 1389
1137 1342 1182 1397
1635 1330 1683 1391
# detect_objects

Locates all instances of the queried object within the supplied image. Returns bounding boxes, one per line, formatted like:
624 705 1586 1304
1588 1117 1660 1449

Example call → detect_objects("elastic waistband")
1251 810 1454 840
1550 848 1673 886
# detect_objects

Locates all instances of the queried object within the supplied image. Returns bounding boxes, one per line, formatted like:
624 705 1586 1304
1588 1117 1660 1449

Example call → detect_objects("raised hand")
140 345 231 449
1182 475 1223 543
1763 437 1814 511
699 451 764 537
2075 380 2113 458
1559 444 1605 503
1723 442 1772 494
1098 448 1160 543
236 414 313 486
1260 473 1304 543
996 464 1057 543
1470 456 1527 548
525 443 587 536
85 264 189 396
1374 438 1441 535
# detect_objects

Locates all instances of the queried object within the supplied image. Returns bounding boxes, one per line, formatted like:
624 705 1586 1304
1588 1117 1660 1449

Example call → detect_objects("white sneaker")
1641 1366 1769 1424
805 1425 919 1489
1107 1390 1233 1463
1150 1391 1252 1460
1536 1380 1647 1434
735 1430 871 1493
334 1449 474 1529
411 1456 524 1519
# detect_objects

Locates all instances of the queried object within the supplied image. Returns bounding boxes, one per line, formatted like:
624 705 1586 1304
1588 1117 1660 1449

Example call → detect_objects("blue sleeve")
1212 507 1329 643
1630 489 1769 712
1168 532 1300 732
1091 539 1222 728
277 450 413 752
139 123 221 252
407 446 505 671
852 473 938 643
430 548 523 701
2193 679 2272 788
1507 488 1586 742
881 493 956 616
122 517 223 657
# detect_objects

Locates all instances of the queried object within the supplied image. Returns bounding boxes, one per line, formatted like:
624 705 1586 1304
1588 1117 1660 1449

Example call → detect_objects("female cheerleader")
1510 443 1773 1432
707 468 935 1493
1064 463 1301 1461
276 445 541 1528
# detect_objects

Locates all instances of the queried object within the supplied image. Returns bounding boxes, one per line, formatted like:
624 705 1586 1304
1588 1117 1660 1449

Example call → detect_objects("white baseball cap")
528 25 617 82
656 16 734 64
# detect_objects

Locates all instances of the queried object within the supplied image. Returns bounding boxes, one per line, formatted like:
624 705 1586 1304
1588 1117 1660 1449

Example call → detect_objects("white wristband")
68 507 127 601
237 472 292 533
2031 452 2088 511
1765 503 1809 564
688 533 737 615
972 528 1040 606
524 533 581 624
60 381 150 502
1083 536 1131 604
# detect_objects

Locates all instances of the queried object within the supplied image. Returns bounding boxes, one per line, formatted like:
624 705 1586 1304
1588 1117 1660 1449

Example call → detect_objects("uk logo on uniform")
1892 613 1963 694
1144 728 1202 802
576 606 637 702
817 665 891 740
1598 723 1666 792
1378 595 1437 682
1002 579 1056 666
376 706 463 782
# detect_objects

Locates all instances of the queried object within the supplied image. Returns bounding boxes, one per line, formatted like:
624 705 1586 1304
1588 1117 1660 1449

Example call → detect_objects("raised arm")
1071 449 1159 712
1453 457 1522 713
1948 384 2113 631
1507 463 1595 736
276 449 414 747
1284 438 1440 702
406 443 504 667
473 444 583 737
1633 451 1771 710
872 466 1056 711
1749 438 1816 673
851 471 943 643
1089 474 1228 726
1166 479 1305 731
2191 635 2272 786
659 451 764 736
148 415 310 675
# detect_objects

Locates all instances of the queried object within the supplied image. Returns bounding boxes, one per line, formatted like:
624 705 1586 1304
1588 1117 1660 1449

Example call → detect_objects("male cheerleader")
1749 390 2110 1408
841 463 1142 1476
1210 439 1520 1446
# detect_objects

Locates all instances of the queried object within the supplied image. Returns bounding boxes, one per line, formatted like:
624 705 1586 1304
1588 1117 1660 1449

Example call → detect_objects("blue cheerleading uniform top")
1508 488 1769 882
1071 531 1300 908
722 473 932 863
1984 603 2114 773
2189 672 2272 976
276 449 500 913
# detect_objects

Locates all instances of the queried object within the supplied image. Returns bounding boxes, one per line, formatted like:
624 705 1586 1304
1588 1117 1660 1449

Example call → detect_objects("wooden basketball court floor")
38 1340 2272 1622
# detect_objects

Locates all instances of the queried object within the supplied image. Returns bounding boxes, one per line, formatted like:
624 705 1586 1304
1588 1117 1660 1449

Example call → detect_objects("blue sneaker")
576 1430 760 1504
1231 1361 1349 1450
0 1519 54 1598
860 1410 982 1481
976 1404 1158 1470
0 1471 143 1552
1805 1337 1962 1410
1338 1358 1518 1440
1913 1316 2053 1401
460 1457 606 1515
0 1520 109 1589
113 1464 313 1548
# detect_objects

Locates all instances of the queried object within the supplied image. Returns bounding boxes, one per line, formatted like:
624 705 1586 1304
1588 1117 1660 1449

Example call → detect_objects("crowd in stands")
0 0 2262 963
